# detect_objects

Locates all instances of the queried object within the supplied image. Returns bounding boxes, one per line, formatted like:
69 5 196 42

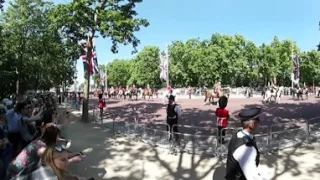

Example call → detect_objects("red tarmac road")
89 96 320 130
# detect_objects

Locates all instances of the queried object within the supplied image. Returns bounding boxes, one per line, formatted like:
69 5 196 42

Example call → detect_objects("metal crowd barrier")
62 102 320 156
170 124 219 156
140 123 171 149
308 116 320 143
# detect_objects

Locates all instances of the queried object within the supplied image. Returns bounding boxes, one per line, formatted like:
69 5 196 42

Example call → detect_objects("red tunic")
215 108 229 128
98 99 104 109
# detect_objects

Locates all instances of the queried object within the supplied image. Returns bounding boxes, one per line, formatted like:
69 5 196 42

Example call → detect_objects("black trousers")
218 126 226 144
167 118 178 141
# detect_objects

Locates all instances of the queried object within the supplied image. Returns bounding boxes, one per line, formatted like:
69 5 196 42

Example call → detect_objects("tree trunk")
82 70 89 122
82 41 93 122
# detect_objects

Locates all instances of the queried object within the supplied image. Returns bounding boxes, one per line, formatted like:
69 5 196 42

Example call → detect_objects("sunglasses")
55 144 66 152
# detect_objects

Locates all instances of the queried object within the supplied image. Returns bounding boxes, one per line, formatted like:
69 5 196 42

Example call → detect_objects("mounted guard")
204 82 223 105
263 83 283 103
131 84 138 100
143 84 153 100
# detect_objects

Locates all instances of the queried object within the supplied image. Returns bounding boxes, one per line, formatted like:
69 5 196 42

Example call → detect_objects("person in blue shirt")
7 101 43 156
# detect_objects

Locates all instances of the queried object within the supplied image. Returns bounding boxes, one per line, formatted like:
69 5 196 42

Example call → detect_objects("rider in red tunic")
132 85 136 92
168 86 173 94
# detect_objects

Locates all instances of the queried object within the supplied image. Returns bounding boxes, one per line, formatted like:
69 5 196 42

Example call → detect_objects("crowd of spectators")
0 93 88 179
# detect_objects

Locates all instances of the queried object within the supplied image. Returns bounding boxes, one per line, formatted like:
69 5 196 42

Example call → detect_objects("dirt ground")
88 95 320 130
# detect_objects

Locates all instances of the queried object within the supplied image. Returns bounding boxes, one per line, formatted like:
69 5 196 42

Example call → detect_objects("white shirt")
233 130 269 180
169 103 182 118
174 104 181 118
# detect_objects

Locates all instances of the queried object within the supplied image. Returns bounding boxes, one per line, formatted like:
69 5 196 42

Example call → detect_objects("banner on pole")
291 55 300 84
159 53 168 81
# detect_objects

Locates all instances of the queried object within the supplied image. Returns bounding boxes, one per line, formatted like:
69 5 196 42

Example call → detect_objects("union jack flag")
99 71 106 86
159 53 168 81
80 38 99 75
292 55 300 81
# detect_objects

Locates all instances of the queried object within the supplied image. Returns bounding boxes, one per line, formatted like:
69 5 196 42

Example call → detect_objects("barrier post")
100 108 103 125
112 113 115 134
92 108 95 122
307 119 310 143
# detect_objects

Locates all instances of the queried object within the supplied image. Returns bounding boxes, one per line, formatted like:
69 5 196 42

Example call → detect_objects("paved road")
63 103 320 180
88 95 320 130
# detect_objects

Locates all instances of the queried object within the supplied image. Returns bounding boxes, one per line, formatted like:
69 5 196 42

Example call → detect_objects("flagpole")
105 69 108 93
291 43 294 89
166 45 169 87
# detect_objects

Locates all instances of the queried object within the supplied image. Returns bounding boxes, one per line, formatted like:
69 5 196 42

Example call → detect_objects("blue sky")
3 0 320 85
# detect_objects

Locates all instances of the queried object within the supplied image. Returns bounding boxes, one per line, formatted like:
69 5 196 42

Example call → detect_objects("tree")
0 0 76 98
129 46 162 87
300 50 320 85
0 0 4 11
50 0 149 122
102 34 319 88
107 59 132 87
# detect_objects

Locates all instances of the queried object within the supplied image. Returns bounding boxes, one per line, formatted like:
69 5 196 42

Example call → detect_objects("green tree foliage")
0 0 77 98
50 0 149 121
105 34 320 88
0 0 4 11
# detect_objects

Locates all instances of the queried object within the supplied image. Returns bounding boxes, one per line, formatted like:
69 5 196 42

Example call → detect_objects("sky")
3 0 320 85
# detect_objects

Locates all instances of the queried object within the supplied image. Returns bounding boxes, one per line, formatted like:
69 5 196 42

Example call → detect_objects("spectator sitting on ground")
6 124 84 179
10 145 86 180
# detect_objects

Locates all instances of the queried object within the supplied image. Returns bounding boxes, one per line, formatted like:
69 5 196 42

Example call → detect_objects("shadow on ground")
62 100 320 180
233 102 320 126
64 111 320 180
64 112 221 180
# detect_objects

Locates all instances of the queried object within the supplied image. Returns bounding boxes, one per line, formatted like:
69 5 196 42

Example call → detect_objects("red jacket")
99 99 104 109
215 108 229 128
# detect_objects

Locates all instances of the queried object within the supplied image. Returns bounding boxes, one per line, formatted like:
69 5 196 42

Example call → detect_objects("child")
215 96 229 144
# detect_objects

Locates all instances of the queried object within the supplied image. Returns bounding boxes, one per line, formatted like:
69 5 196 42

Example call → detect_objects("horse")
118 89 125 99
108 89 117 99
143 89 153 100
263 86 283 103
204 89 224 105
126 89 138 100
296 88 308 100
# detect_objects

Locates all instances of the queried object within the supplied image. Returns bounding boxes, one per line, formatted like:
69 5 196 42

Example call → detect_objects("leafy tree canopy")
102 34 320 88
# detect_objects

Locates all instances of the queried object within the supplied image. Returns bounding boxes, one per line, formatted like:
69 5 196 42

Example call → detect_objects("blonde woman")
12 145 86 180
